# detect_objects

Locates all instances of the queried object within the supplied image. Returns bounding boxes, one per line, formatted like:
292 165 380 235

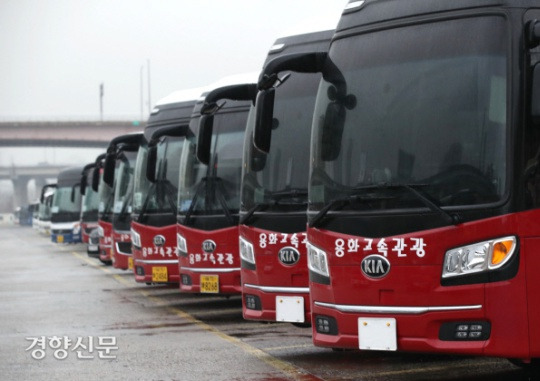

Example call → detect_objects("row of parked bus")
31 0 540 368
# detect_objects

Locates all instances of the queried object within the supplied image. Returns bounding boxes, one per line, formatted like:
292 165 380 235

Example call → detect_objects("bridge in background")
0 120 146 210
0 120 145 147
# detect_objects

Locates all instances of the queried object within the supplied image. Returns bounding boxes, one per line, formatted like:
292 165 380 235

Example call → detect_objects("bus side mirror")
528 19 540 48
146 145 157 183
321 102 346 161
196 115 214 165
532 62 540 124
253 88 275 154
80 176 87 196
103 153 116 187
91 168 100 192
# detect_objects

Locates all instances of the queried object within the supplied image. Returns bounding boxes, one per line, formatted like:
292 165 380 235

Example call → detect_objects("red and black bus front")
239 30 333 325
305 0 540 363
177 88 252 295
131 93 197 284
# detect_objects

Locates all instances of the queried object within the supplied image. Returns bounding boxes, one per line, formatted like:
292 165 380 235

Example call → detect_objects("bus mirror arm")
258 52 327 90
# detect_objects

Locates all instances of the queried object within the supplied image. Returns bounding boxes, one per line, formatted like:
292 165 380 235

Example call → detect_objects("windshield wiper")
373 183 461 225
239 203 268 225
308 182 461 229
269 188 308 199
309 194 383 228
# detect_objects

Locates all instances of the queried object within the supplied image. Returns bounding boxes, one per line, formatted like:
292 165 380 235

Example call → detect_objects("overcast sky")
0 0 347 122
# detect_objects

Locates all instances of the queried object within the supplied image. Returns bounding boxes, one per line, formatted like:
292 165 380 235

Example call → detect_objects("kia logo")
153 235 166 247
202 239 216 253
278 246 300 266
361 254 390 279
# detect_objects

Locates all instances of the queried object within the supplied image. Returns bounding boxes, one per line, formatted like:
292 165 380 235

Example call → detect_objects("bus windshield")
241 72 321 214
52 186 81 214
98 173 114 219
82 177 99 215
132 137 184 216
178 110 247 223
113 151 138 216
309 16 508 219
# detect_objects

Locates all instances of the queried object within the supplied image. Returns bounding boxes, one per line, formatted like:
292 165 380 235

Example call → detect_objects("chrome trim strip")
135 259 178 264
314 301 483 315
180 266 240 273
244 284 310 294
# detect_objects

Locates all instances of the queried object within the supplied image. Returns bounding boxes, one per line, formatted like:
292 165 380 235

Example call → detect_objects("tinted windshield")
241 73 321 214
133 137 184 215
82 178 99 214
178 109 247 221
113 151 138 215
97 172 114 218
310 16 508 218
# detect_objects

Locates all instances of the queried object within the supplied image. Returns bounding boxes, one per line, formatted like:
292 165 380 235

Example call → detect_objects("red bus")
110 134 143 270
101 133 143 270
256 0 540 367
96 149 115 265
177 74 256 295
131 89 202 284
239 30 332 325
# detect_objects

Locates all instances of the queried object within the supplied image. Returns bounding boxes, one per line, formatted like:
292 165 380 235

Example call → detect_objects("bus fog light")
245 294 261 310
439 321 491 341
315 315 338 335
181 274 192 286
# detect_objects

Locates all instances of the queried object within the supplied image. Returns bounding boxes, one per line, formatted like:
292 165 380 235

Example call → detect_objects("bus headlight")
442 236 516 278
177 233 187 256
307 242 329 278
131 229 141 249
72 223 81 235
239 236 255 264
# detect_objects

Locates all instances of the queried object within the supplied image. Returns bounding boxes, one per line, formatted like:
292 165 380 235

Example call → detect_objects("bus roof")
266 29 334 65
57 166 84 187
338 0 535 32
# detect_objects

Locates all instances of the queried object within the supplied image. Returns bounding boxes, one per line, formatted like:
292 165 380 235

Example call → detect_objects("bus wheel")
508 358 540 371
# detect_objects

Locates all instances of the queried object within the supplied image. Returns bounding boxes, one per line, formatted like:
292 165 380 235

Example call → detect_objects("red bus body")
177 76 255 295
131 89 202 284
239 31 332 324
98 220 113 263
178 225 241 294
132 222 179 283
112 230 132 270
240 226 310 322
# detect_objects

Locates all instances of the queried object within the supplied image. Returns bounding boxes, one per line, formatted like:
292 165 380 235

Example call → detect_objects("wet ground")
1 226 537 380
